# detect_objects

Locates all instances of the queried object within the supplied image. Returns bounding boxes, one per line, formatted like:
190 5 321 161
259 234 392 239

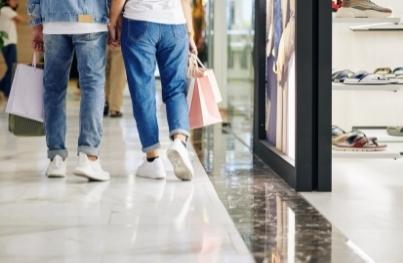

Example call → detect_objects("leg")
121 19 159 154
104 48 112 114
73 32 108 158
156 24 189 141
158 24 194 181
0 44 17 97
43 35 74 160
108 47 126 113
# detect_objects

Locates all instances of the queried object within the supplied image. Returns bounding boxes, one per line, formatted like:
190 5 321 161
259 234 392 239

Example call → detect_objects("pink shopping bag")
188 54 222 103
188 76 222 129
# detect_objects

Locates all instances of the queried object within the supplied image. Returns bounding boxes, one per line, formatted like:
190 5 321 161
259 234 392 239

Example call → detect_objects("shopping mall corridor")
0 88 252 262
0 87 368 262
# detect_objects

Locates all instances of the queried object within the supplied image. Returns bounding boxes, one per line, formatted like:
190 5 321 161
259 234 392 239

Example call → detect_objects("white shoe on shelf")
167 139 194 181
136 158 167 180
46 155 67 178
73 153 110 182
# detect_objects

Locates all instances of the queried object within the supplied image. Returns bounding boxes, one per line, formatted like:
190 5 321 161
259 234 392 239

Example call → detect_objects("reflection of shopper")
104 47 126 118
28 0 110 181
265 0 281 146
109 0 197 181
0 0 24 97
276 0 295 154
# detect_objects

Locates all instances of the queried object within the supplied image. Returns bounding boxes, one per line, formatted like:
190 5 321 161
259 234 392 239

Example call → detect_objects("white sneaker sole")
167 149 193 181
73 168 110 182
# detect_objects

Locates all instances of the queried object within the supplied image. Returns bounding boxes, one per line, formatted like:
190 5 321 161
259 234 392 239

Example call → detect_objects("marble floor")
192 124 371 263
0 91 253 262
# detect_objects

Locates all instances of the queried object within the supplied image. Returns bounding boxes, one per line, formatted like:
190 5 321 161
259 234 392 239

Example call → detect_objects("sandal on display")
336 0 392 18
343 71 395 85
374 67 393 75
332 126 387 152
387 126 403 137
332 69 355 83
393 67 403 77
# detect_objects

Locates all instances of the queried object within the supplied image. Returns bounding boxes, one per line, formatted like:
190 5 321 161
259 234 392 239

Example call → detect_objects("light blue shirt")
27 0 110 26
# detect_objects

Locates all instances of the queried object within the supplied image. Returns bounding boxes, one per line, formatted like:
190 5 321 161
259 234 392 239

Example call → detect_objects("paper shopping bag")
188 54 222 103
6 53 45 136
189 77 222 129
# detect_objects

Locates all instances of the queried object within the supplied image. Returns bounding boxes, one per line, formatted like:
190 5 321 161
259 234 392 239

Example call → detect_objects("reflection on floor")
192 125 370 263
0 92 252 262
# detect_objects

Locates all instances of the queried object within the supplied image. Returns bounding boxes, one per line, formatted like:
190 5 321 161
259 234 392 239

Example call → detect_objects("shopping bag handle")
32 52 38 68
189 53 206 69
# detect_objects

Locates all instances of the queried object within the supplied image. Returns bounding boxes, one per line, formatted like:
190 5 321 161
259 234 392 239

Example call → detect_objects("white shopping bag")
6 53 44 122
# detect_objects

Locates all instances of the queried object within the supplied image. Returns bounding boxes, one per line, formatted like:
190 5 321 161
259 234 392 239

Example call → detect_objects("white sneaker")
136 158 167 180
46 155 67 178
167 139 194 181
73 153 110 182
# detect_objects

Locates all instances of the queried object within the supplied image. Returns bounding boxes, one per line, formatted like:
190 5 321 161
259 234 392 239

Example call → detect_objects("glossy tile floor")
303 155 403 263
0 90 252 262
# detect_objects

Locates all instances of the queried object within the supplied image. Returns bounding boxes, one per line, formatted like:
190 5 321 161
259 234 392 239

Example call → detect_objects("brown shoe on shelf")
336 0 392 18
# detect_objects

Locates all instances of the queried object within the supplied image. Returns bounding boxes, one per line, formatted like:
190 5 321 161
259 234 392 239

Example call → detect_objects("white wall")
333 1 403 129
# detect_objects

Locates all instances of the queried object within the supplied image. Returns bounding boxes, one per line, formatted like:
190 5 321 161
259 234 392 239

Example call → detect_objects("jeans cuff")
78 146 99 157
169 129 190 140
142 143 161 153
48 149 68 160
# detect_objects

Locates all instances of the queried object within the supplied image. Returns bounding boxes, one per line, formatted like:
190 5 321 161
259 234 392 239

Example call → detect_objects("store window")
265 0 296 160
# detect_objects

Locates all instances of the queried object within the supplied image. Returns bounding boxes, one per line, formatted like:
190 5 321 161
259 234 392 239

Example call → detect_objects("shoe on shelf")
73 153 110 182
336 0 392 18
136 158 167 180
46 155 67 178
110 111 123 118
167 139 194 181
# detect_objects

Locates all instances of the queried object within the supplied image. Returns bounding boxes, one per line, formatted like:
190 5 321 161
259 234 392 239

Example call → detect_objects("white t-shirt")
0 7 18 46
43 22 108 35
124 0 186 25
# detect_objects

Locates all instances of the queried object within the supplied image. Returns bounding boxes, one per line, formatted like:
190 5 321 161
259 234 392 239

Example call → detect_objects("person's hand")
189 37 198 55
108 16 122 47
32 25 44 52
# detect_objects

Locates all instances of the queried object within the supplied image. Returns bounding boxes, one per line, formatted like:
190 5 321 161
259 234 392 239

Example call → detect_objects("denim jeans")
121 19 189 152
0 44 17 97
43 32 107 160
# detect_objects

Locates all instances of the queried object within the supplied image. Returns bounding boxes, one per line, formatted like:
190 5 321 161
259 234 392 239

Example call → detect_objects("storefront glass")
265 0 296 160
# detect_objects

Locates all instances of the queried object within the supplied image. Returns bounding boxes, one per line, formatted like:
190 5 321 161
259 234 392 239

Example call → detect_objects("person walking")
0 0 24 98
28 0 110 181
109 0 197 181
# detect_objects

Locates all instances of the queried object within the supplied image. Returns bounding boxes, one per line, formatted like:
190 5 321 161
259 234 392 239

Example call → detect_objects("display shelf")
333 83 403 92
332 150 401 160
333 17 400 24
350 23 403 31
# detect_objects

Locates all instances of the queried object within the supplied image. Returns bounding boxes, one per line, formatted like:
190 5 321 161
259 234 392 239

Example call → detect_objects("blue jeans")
43 33 107 160
121 19 190 152
0 44 17 97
